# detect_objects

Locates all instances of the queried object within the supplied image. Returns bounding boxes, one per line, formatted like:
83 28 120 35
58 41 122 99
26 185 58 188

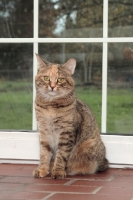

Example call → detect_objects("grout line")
92 186 103 194
0 175 6 180
21 190 99 194
13 183 29 192
64 179 77 185
65 177 109 181
41 193 56 200
107 175 115 181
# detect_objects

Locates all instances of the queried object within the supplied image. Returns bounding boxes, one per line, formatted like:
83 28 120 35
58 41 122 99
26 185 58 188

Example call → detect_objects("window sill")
0 131 133 168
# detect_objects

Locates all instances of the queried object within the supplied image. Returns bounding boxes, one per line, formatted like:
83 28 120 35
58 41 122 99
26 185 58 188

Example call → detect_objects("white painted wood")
0 160 39 164
0 132 133 166
34 0 39 39
103 0 108 38
32 0 39 130
0 38 133 43
0 132 39 160
110 164 133 169
101 0 108 133
101 42 108 133
32 43 38 130
102 135 133 164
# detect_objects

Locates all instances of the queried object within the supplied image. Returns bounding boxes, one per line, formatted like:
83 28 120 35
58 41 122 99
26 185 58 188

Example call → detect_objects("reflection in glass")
0 0 33 38
107 43 133 134
0 44 33 130
39 0 103 38
39 43 102 129
109 0 133 37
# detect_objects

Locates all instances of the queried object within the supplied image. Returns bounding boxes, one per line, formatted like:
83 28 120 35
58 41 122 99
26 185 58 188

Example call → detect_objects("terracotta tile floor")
0 164 133 200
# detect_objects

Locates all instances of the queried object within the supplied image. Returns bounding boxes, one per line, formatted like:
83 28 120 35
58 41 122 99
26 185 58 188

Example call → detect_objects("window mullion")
103 0 108 38
101 0 109 133
32 43 38 130
34 0 39 39
101 42 108 133
32 0 39 130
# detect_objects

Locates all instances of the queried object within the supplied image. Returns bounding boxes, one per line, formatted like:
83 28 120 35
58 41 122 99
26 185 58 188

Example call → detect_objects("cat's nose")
50 86 55 90
50 81 56 90
50 82 56 90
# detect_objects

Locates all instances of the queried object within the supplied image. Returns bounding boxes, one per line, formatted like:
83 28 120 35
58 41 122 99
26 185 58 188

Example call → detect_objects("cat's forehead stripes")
50 65 59 82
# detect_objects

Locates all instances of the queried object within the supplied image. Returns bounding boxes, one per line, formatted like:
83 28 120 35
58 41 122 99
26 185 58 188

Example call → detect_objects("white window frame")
0 0 133 168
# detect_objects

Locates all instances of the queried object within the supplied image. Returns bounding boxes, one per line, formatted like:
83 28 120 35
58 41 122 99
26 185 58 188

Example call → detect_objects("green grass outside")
107 88 133 134
0 80 133 134
0 80 33 130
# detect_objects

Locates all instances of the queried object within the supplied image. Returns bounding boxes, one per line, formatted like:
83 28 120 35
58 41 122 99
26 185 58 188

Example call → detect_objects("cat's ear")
62 58 76 75
35 53 47 70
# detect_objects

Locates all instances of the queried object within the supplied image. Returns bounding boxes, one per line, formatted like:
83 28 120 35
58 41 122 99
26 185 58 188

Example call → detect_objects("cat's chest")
43 108 60 130
46 120 59 152
36 105 74 150
42 106 73 128
42 108 64 150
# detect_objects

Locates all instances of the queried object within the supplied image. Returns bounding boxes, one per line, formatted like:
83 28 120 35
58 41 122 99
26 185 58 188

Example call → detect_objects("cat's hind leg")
67 160 98 175
97 158 109 172
66 138 105 175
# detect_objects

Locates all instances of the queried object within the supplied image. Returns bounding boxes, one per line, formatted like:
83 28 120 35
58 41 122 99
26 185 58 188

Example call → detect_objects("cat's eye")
57 78 65 83
44 76 50 81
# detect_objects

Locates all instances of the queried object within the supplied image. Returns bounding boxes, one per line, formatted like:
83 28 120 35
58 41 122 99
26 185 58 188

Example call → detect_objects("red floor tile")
100 168 133 176
71 179 133 189
71 180 110 187
114 168 133 176
20 164 38 171
0 170 32 177
0 169 18 176
47 193 132 200
113 175 133 182
106 180 133 189
22 184 98 194
0 176 70 184
10 191 50 199
0 164 23 170
0 164 133 200
0 182 23 191
0 191 14 199
98 187 133 196
67 173 112 181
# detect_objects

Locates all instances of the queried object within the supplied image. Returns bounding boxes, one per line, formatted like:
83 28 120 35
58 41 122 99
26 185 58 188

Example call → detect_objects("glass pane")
0 44 33 130
0 0 33 38
39 43 102 129
107 43 133 134
109 0 133 37
39 0 103 38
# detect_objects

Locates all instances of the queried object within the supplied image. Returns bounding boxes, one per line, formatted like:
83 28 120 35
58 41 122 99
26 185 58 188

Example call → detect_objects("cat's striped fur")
33 54 109 179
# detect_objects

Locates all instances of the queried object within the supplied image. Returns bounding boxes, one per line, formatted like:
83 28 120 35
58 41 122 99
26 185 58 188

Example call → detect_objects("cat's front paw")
51 169 66 179
33 167 49 178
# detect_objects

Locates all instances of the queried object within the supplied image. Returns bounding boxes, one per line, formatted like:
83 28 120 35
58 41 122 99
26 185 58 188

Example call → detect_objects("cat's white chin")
48 91 57 96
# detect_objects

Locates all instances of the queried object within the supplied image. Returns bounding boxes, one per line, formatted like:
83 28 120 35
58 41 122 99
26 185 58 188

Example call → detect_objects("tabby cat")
33 54 109 179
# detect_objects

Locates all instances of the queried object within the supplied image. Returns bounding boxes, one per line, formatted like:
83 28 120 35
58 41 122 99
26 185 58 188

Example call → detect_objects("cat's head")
35 54 76 100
